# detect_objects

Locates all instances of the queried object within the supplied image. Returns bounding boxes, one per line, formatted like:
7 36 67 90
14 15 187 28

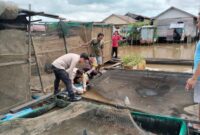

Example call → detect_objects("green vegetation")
128 20 150 27
122 54 144 66
119 41 129 46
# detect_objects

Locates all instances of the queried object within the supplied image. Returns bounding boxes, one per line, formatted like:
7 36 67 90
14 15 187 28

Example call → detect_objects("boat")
0 93 70 123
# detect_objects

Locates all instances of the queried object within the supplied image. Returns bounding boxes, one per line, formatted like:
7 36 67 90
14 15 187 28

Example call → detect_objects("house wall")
156 8 193 20
103 15 128 25
154 9 197 38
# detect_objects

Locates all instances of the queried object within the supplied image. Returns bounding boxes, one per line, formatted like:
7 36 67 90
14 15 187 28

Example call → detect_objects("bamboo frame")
31 37 45 93
28 4 32 100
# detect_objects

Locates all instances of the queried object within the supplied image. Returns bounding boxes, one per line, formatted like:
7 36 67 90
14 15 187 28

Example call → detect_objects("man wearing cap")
52 53 89 101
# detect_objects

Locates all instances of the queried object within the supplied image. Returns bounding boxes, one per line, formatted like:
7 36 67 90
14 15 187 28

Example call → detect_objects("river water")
119 43 195 60
118 43 196 73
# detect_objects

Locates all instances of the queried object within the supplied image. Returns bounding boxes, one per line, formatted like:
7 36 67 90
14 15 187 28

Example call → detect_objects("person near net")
112 31 122 58
52 53 89 101
185 12 200 129
81 33 104 73
82 56 98 79
72 68 88 94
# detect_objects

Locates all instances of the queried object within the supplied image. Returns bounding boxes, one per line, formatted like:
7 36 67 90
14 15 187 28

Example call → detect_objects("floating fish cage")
91 69 193 116
0 101 193 135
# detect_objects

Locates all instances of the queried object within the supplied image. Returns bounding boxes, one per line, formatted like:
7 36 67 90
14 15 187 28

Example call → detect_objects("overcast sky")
3 0 200 22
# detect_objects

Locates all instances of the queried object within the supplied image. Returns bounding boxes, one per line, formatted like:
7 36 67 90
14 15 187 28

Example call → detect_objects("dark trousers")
112 47 118 58
52 66 74 98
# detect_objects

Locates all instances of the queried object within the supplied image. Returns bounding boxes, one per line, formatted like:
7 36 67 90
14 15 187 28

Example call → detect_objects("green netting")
46 21 112 36
46 21 93 35
31 21 112 90
46 22 59 32
93 23 113 28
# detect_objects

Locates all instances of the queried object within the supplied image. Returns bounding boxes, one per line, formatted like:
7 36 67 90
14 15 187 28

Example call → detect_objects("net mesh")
91 69 193 116
0 29 30 114
31 21 112 90
0 102 148 135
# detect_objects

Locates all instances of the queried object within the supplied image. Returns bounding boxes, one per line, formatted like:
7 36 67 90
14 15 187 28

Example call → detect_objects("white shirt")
52 53 80 80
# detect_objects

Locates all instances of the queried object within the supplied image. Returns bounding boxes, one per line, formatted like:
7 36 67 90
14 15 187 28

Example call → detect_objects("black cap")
80 53 89 60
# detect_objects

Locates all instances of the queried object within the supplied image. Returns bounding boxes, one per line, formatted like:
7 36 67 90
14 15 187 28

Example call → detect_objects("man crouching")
52 53 89 102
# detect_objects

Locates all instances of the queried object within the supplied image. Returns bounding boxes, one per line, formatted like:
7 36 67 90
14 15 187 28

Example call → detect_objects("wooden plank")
10 93 53 113
104 62 121 70
36 49 65 54
0 61 27 67
82 95 142 113
146 58 193 66
184 104 199 117
31 88 42 92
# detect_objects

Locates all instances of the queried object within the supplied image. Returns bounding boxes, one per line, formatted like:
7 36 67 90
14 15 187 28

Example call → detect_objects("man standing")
185 13 200 127
52 53 89 101
186 13 200 95
82 33 104 72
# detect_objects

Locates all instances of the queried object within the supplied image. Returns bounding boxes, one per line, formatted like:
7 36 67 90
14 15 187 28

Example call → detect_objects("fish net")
0 102 149 135
90 69 193 116
0 29 30 114
44 106 145 135
31 21 112 90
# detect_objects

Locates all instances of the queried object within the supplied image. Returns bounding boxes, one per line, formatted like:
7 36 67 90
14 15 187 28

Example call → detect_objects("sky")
2 0 200 22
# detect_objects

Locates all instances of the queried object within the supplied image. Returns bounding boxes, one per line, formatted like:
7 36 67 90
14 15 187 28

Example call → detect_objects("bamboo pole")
28 4 32 99
31 37 45 93
59 20 68 54
83 25 89 54
199 103 200 121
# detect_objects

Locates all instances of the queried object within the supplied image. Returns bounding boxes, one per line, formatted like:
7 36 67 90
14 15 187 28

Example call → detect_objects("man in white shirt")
52 53 89 101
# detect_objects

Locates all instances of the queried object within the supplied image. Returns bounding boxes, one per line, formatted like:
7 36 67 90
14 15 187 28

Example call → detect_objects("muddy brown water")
118 43 195 73
119 43 196 60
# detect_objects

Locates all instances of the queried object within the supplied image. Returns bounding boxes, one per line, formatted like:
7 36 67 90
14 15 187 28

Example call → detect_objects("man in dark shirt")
81 33 104 72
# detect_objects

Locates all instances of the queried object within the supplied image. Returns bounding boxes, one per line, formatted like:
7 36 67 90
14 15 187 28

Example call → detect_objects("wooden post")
28 4 32 99
102 24 105 63
83 25 89 54
31 37 45 93
27 4 45 93
59 20 68 54
199 103 200 121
